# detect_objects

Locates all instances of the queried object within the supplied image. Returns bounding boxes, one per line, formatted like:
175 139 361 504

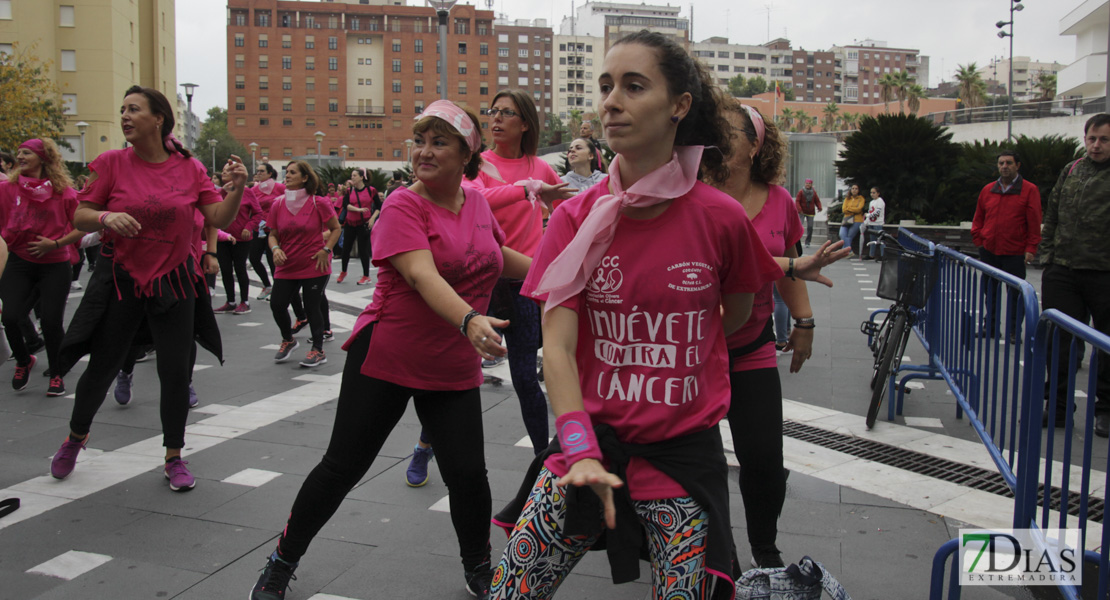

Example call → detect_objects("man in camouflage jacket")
1039 113 1110 437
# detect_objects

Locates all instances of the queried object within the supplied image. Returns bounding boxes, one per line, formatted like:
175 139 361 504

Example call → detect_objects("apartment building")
492 19 554 126
689 37 769 88
557 1 688 50
978 56 1065 100
553 34 604 120
1058 0 1107 98
226 0 494 164
789 49 838 103
0 0 176 160
837 40 929 104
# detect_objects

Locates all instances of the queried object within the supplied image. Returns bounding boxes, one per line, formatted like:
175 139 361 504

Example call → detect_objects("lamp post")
208 139 218 175
76 121 89 166
180 83 199 150
314 131 325 167
340 144 349 168
180 83 199 111
249 142 259 174
405 138 413 167
996 0 1024 142
427 1 457 100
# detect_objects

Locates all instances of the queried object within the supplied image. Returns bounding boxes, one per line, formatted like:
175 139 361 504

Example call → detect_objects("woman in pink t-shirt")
336 168 380 286
494 32 782 599
266 160 340 367
213 169 263 315
248 101 532 600
0 138 83 397
50 85 249 492
249 163 285 300
710 102 849 570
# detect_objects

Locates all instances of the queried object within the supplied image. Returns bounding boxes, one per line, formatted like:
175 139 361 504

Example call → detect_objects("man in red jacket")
971 150 1043 279
795 178 822 248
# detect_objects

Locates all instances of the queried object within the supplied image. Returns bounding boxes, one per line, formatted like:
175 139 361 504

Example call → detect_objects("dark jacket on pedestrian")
795 188 822 216
1040 157 1110 271
971 175 1042 256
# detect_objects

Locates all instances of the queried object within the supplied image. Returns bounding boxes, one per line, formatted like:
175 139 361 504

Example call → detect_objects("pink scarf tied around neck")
284 188 310 215
532 145 704 313
17 175 54 204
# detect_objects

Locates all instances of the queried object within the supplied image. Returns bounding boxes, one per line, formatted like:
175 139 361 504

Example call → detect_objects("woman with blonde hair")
0 137 83 396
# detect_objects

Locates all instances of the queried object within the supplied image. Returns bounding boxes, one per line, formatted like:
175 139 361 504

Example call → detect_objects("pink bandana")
742 105 766 155
533 146 704 313
17 175 53 203
257 179 276 195
18 139 47 162
416 100 481 153
284 188 310 216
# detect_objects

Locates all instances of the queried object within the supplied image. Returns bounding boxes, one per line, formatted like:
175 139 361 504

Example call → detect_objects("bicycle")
859 231 937 429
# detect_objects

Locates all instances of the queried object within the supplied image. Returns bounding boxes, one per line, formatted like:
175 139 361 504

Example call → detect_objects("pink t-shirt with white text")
79 149 221 293
464 150 561 257
0 179 79 264
267 195 336 280
345 187 505 390
522 181 782 500
727 185 798 371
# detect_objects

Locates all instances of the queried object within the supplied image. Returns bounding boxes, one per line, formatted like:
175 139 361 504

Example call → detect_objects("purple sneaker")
164 457 196 491
213 302 235 314
188 384 199 409
233 302 252 315
51 435 88 479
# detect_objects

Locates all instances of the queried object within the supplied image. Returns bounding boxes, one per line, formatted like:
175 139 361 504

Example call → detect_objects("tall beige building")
0 0 176 161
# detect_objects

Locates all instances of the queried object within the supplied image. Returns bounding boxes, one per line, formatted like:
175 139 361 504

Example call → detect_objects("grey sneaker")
274 339 299 363
188 384 198 408
299 349 327 368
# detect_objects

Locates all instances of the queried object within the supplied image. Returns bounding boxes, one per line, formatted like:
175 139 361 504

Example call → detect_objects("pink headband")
416 100 481 153
741 105 765 155
19 139 47 162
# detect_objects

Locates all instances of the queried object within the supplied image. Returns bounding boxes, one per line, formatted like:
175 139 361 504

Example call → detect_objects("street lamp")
405 138 414 166
76 121 89 166
427 0 457 100
249 142 259 173
314 131 325 166
208 138 218 175
996 0 1023 141
339 144 349 168
180 83 199 111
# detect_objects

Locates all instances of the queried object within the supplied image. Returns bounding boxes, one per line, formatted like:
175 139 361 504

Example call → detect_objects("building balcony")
1058 53 1107 97
347 105 386 115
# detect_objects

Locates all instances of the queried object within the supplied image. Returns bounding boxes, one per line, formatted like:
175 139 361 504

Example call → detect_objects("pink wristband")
99 212 111 225
555 410 602 464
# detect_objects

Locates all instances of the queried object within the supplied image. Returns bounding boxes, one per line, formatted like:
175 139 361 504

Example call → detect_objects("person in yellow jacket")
838 184 866 257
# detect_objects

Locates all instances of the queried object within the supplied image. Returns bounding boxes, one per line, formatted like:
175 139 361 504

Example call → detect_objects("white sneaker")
70 281 83 291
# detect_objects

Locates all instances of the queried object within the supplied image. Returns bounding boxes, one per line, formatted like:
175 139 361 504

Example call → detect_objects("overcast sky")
177 0 1083 118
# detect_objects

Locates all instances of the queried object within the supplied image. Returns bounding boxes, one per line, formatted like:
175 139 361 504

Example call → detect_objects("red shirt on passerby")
971 175 1042 257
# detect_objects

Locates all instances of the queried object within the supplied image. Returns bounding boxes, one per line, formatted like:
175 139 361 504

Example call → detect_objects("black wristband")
205 252 217 258
460 309 481 337
786 257 796 281
793 323 816 330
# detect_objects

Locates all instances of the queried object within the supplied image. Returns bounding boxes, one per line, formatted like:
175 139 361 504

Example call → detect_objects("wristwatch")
324 247 333 255
794 317 816 329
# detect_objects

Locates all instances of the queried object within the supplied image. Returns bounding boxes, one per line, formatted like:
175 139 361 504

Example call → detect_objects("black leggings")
217 240 252 304
0 255 71 370
490 279 549 454
726 366 786 549
271 275 328 350
69 263 196 449
275 329 491 570
340 223 370 276
249 235 274 288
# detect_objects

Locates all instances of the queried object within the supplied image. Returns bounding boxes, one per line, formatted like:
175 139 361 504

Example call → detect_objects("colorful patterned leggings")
492 467 712 599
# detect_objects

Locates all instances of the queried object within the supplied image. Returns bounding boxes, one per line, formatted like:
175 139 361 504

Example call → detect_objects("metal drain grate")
782 420 1105 523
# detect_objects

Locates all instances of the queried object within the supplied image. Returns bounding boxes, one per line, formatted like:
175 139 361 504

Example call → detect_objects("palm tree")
891 70 912 113
802 114 818 133
954 63 987 109
1034 72 1058 101
877 72 898 113
821 102 840 131
906 84 926 115
778 107 796 131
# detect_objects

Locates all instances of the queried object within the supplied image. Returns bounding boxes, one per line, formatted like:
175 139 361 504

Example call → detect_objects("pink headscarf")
741 105 766 155
18 139 48 162
532 146 704 313
416 100 482 153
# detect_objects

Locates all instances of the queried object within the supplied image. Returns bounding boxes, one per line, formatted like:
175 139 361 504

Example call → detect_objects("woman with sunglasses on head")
337 167 381 286
249 163 285 300
51 85 248 491
0 138 83 396
248 100 532 600
491 31 782 599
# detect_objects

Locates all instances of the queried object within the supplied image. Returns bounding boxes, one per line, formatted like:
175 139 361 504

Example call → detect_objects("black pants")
69 263 196 449
340 223 371 276
489 279 549 454
1042 265 1110 416
978 248 1027 336
271 275 328 350
275 329 491 570
726 367 786 549
217 240 252 304
0 255 71 370
249 235 274 288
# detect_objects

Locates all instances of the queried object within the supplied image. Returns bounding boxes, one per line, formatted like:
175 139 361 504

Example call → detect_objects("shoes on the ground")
464 560 494 600
274 339 299 363
1097 413 1110 438
114 371 133 405
257 287 272 301
233 302 252 315
291 319 308 334
213 302 235 314
537 355 544 382
12 355 36 391
299 349 327 368
51 434 87 479
357 275 372 286
188 384 199 409
336 271 347 283
406 445 435 487
47 375 65 397
750 544 785 569
70 281 82 291
482 355 507 369
775 343 791 355
26 337 45 355
134 347 156 362
164 457 195 491
250 551 298 600
321 330 334 343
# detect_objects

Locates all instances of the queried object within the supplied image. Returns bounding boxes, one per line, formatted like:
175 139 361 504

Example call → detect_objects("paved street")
0 253 1089 599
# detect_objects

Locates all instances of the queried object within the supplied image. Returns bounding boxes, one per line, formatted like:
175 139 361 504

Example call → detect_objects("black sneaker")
12 355 36 391
750 544 785 568
250 552 298 600
464 560 493 600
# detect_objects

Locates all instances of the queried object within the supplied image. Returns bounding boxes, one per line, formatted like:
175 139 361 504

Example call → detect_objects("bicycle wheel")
866 310 909 429
869 315 892 390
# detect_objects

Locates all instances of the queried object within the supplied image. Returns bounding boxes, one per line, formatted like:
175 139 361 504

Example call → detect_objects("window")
234 34 245 47
283 118 292 126
414 102 424 113
392 59 401 72
283 98 292 111
235 96 246 111
305 57 314 70
60 50 76 71
284 147 293 157
233 12 245 26
235 54 245 68
413 20 422 33
260 118 269 126
847 50 858 60
259 55 269 68
258 34 268 48
393 80 401 93
393 149 402 158
480 43 488 56
256 10 270 27
282 35 291 48
306 99 316 111
458 42 467 54
414 81 423 93
458 62 467 74
282 56 292 69
415 39 423 52
393 39 401 52
235 118 246 126
518 76 528 86
518 63 528 72
305 36 315 49
498 76 508 86
498 47 509 57
328 37 338 50
259 76 269 89
306 77 315 91
458 81 467 95
235 75 245 89
392 100 402 113
414 60 423 73
498 33 508 42
306 118 315 126
480 62 488 75
518 49 528 58
717 65 728 72
62 93 77 115
498 62 508 72
479 82 489 96
259 97 269 110
329 100 338 112
328 57 338 70
330 119 339 127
